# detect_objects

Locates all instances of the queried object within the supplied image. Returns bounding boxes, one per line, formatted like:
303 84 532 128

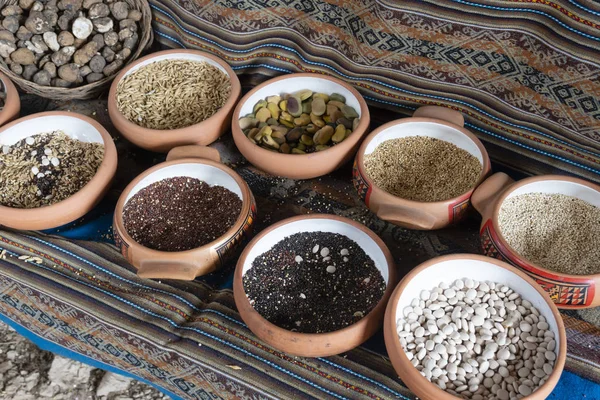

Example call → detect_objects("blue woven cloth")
41 203 600 399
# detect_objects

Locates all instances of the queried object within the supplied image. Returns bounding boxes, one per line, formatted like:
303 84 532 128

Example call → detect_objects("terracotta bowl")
233 214 396 357
0 71 20 127
108 49 241 153
113 145 256 280
472 172 600 309
0 111 117 230
384 254 566 400
231 73 370 179
353 105 491 230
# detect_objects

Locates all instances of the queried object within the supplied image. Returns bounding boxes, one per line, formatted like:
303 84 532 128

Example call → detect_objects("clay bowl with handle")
108 49 242 153
0 70 20 127
0 111 117 230
471 172 600 308
233 214 397 357
113 145 256 280
231 73 370 179
384 254 566 400
353 106 491 230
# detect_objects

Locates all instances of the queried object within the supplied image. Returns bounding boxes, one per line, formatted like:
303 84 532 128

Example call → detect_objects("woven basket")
0 0 153 100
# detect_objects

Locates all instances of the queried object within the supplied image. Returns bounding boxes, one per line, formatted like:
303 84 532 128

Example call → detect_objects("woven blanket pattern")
149 0 600 183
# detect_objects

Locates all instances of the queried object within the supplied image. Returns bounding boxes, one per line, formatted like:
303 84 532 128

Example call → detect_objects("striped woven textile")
149 0 600 183
0 228 414 400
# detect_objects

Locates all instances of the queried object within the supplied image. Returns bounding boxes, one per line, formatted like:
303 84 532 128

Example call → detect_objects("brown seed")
310 113 325 127
286 127 303 142
286 95 302 117
255 107 271 123
311 97 326 116
280 143 291 154
293 113 310 126
300 134 314 146
313 125 334 145
331 124 346 143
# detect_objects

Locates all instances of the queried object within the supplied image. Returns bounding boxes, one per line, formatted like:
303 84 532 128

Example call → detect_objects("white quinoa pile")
498 193 600 275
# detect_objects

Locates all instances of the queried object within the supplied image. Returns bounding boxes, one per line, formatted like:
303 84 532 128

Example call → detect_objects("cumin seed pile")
116 59 231 130
0 131 104 208
364 136 482 202
498 193 600 275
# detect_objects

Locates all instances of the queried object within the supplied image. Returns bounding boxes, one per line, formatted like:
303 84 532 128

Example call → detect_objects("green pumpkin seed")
341 104 359 119
313 125 334 145
329 93 346 103
253 99 267 113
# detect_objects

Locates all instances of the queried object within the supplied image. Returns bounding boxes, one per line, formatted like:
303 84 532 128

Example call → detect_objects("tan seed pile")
0 131 104 209
498 193 600 275
364 136 482 202
116 59 231 130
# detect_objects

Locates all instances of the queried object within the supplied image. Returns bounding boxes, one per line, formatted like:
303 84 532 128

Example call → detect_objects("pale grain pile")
498 193 600 275
116 59 231 130
364 136 482 202
0 131 104 209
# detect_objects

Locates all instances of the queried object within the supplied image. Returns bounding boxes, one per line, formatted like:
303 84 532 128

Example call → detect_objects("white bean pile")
396 278 556 399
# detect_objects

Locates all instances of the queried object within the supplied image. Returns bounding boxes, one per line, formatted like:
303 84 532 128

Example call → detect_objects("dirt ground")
0 321 170 400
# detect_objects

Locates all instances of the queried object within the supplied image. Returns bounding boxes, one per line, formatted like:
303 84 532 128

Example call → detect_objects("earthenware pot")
0 111 117 230
231 73 370 179
108 49 241 153
353 106 491 230
0 71 20 127
471 172 600 308
384 254 566 400
113 145 256 280
233 214 396 357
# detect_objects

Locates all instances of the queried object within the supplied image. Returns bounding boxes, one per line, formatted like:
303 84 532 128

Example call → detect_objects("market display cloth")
150 0 600 184
0 96 597 399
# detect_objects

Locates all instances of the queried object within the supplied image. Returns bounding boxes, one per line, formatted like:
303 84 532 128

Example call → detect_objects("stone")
9 62 23 74
30 34 48 51
10 47 35 64
119 18 136 32
88 2 109 19
57 0 82 12
123 33 137 49
48 356 94 389
33 68 51 84
102 58 121 76
42 60 56 77
38 383 60 398
1 5 23 17
127 9 141 22
101 45 114 61
57 62 79 81
56 30 74 46
73 41 97 65
90 33 103 48
92 16 112 33
56 12 73 31
0 39 17 58
110 1 128 20
96 372 133 397
15 26 33 41
85 71 102 82
31 1 43 11
115 47 129 60
22 64 38 79
0 30 16 42
71 16 93 39
52 77 71 87
82 0 101 8
73 37 86 48
79 64 91 76
2 16 20 33
50 45 75 66
19 0 36 9
43 10 58 27
89 53 104 72
103 30 117 46
25 11 51 34
42 31 59 51
118 28 132 41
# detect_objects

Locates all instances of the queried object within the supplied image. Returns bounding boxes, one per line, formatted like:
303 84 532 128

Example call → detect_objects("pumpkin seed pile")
0 131 104 208
239 90 360 154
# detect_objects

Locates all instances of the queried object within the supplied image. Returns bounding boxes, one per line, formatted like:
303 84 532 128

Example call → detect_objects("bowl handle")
377 204 437 230
137 259 207 281
166 145 221 163
412 105 465 127
471 172 515 220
